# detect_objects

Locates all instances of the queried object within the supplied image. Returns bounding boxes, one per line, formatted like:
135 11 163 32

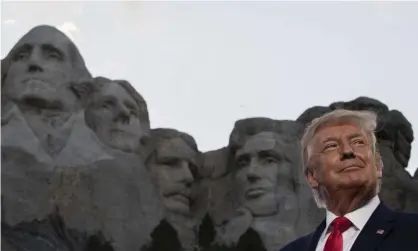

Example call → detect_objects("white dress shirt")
315 195 381 251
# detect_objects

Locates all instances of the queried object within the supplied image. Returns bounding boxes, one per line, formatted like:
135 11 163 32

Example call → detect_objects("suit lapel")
308 220 326 251
350 203 396 251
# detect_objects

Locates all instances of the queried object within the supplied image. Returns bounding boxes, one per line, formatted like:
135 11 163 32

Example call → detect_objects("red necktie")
324 216 352 251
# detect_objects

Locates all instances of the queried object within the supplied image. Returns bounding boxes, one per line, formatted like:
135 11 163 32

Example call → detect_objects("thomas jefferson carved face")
234 132 294 216
86 81 144 152
2 26 79 111
148 137 198 215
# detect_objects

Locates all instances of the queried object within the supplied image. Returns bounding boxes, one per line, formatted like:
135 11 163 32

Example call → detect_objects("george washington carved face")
2 25 90 112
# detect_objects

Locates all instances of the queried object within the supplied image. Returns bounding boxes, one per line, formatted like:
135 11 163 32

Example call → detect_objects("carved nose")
115 105 130 123
28 63 43 73
179 161 194 186
246 162 261 183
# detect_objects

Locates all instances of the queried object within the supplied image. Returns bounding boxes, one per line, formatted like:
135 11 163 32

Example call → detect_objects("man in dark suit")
281 109 418 251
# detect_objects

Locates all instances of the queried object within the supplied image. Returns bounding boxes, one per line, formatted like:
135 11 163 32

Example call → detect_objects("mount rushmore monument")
2 25 418 251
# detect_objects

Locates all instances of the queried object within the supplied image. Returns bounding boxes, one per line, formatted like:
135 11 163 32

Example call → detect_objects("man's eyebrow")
124 100 137 110
41 44 64 58
235 152 250 160
320 136 338 144
12 43 32 55
348 133 364 139
259 150 281 158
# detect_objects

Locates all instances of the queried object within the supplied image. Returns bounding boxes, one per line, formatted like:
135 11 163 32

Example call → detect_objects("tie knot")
331 216 352 233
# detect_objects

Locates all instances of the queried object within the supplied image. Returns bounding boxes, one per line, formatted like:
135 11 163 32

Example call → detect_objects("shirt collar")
322 195 380 239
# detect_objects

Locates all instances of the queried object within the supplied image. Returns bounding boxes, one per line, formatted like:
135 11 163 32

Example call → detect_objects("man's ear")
306 167 319 189
304 146 320 189
375 153 383 179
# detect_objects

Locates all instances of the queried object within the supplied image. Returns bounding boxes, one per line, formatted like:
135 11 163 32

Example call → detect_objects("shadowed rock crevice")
141 220 182 251
2 211 113 251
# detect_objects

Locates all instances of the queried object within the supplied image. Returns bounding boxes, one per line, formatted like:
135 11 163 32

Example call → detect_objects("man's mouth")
23 78 51 87
111 127 139 135
20 95 64 110
169 193 190 205
341 165 362 172
245 187 267 198
111 128 127 133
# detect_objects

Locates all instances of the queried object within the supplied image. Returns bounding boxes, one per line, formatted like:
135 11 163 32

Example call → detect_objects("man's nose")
340 143 356 160
114 103 130 123
179 161 194 186
246 158 261 183
28 64 43 73
27 49 44 73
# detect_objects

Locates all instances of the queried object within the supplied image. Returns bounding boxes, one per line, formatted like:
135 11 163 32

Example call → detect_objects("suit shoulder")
280 234 311 251
395 211 418 226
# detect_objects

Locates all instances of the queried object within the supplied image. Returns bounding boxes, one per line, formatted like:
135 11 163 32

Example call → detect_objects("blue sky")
1 1 417 174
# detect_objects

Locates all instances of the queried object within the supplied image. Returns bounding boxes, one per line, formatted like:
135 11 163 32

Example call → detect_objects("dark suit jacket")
281 203 418 251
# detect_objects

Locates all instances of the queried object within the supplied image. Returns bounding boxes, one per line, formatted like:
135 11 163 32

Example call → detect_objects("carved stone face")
234 132 294 216
87 82 144 152
2 27 77 111
149 137 197 215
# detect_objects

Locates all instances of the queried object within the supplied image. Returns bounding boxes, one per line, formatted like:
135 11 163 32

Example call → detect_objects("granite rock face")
2 25 418 251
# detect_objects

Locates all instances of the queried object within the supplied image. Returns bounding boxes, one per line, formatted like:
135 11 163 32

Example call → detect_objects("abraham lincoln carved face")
229 119 300 217
234 132 295 216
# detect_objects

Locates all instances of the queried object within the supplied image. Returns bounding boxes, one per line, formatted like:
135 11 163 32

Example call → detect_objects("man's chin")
335 179 372 191
244 193 277 217
107 140 138 153
164 200 190 215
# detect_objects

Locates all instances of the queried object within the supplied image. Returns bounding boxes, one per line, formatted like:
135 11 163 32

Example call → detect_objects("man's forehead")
156 137 197 160
313 124 365 142
236 131 282 156
99 82 136 103
15 28 71 52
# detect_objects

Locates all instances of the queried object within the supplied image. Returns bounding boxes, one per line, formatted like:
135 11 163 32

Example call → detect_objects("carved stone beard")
18 104 75 157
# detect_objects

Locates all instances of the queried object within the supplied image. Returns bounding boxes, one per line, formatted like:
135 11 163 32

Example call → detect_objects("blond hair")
301 109 382 208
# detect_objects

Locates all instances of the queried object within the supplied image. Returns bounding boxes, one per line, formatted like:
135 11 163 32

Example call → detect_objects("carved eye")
237 159 249 168
43 46 63 60
101 100 114 109
14 52 29 61
127 106 138 116
264 157 277 164
161 159 179 167
47 51 61 59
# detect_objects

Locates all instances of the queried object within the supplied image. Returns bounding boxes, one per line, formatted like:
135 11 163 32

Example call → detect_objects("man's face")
2 28 77 111
306 124 382 195
149 138 197 215
87 82 143 152
234 132 294 216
